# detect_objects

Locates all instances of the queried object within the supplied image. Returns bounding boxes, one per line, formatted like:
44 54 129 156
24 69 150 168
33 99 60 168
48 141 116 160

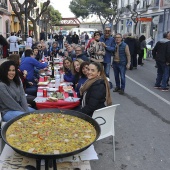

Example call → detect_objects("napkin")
33 97 47 102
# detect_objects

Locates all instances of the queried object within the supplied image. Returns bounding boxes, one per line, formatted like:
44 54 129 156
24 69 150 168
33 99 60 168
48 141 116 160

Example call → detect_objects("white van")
70 28 98 38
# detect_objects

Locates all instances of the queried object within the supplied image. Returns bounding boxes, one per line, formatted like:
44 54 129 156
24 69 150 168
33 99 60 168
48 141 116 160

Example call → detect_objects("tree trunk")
15 14 25 39
134 21 138 34
98 15 105 32
32 20 38 41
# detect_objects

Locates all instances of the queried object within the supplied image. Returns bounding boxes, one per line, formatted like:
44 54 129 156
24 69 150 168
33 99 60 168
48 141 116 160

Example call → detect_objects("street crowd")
0 26 169 122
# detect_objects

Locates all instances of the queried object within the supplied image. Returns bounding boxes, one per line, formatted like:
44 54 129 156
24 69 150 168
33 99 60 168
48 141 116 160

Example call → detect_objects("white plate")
60 82 67 86
34 97 47 102
40 73 46 76
50 80 55 83
64 97 80 102
47 88 58 92
38 81 49 86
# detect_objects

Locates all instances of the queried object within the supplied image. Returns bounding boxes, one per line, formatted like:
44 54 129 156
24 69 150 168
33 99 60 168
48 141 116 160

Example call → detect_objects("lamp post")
25 0 28 40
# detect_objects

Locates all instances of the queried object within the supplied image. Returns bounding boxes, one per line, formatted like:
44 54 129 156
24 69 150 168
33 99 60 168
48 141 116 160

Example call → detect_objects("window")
141 24 146 33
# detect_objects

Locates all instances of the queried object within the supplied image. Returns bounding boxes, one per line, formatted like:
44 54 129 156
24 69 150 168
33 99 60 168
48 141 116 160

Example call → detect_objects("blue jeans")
155 61 170 88
103 63 111 78
58 40 63 49
3 107 35 122
112 62 126 90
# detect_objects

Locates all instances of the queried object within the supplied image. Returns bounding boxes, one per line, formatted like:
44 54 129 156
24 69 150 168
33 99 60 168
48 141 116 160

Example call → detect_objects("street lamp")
25 0 28 40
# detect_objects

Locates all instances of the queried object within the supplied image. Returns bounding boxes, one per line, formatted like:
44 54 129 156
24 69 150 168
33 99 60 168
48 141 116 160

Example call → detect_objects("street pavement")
91 58 170 170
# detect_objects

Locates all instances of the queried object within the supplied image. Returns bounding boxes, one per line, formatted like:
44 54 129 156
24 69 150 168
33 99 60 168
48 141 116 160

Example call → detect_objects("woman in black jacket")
79 62 112 117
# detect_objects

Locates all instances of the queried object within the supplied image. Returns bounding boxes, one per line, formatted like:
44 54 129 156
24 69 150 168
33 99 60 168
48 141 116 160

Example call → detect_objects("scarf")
80 76 101 96
80 76 112 106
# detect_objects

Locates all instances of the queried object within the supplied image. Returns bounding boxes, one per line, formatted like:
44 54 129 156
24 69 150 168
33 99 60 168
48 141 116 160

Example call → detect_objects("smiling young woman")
0 61 35 122
77 62 112 117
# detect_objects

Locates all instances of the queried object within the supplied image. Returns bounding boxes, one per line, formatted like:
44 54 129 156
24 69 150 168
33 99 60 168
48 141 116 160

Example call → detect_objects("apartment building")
0 0 10 38
117 0 170 42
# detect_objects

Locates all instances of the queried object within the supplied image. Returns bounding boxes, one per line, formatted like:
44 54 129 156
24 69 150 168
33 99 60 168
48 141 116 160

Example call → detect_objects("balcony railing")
0 2 7 10
149 0 159 8
137 1 149 12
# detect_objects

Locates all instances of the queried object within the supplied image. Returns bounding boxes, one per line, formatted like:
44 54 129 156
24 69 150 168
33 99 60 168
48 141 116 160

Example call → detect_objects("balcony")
118 7 129 17
149 0 159 10
0 1 10 15
0 2 7 10
137 1 150 12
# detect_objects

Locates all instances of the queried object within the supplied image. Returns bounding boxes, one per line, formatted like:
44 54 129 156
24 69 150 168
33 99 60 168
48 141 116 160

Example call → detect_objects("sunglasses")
38 46 42 48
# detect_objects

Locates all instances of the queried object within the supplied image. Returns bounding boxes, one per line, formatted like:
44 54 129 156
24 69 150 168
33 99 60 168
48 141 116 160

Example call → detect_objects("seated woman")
72 58 83 87
63 57 74 83
0 61 35 122
75 61 89 97
8 54 37 109
78 62 112 117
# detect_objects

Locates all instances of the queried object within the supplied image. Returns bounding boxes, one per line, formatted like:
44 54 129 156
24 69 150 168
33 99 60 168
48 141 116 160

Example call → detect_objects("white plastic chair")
92 104 120 161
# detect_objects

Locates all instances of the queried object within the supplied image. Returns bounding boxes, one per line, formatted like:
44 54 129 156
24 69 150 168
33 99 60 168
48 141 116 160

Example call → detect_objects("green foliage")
48 5 62 25
69 0 117 19
69 0 89 18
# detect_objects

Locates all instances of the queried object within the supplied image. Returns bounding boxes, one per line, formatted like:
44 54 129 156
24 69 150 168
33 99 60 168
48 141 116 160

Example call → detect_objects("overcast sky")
50 0 75 18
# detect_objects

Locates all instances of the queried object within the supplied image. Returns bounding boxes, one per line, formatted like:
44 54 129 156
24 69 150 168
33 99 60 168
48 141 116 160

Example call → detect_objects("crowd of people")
1 25 170 122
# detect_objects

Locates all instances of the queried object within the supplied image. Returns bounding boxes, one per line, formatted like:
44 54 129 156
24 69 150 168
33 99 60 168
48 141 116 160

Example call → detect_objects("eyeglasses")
115 37 122 38
38 46 42 48
75 50 81 51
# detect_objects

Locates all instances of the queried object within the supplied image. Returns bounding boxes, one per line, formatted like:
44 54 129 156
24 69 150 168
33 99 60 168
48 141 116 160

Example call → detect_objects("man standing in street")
58 32 64 49
100 26 115 78
124 33 138 69
112 33 131 95
152 32 170 91
66 32 73 44
72 32 79 44
40 29 45 41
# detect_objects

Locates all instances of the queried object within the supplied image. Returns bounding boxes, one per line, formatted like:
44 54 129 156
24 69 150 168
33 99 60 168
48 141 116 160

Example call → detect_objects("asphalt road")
91 58 170 170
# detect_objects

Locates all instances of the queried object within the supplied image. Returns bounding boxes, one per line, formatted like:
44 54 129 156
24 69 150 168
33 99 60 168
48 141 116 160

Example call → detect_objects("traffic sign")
126 21 132 27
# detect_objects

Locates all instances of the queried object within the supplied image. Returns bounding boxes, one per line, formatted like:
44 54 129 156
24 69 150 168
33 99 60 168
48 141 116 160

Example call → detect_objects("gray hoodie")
0 80 29 116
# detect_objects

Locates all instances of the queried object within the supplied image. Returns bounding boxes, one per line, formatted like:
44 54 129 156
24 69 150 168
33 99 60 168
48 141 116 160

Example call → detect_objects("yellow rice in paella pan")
6 113 96 155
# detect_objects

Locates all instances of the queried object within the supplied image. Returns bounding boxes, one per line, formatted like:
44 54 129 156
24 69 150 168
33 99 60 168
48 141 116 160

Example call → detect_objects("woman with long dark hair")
75 61 89 97
63 57 75 82
0 61 35 122
8 54 37 108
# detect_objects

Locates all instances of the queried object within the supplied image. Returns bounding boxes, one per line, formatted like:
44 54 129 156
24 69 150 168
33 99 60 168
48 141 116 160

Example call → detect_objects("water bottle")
56 69 59 76
55 74 60 88
60 73 64 83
